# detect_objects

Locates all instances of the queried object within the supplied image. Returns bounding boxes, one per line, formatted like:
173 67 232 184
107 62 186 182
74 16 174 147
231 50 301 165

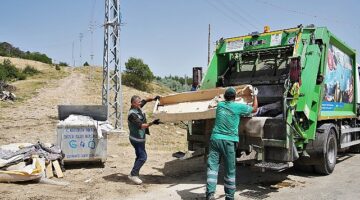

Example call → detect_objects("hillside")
0 56 69 103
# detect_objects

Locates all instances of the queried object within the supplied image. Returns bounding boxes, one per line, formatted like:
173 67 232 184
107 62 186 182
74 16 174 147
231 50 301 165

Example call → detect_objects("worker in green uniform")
206 87 258 200
128 95 161 185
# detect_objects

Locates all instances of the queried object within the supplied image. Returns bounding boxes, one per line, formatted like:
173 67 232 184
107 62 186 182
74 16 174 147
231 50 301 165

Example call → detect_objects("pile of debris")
0 81 16 101
0 142 65 183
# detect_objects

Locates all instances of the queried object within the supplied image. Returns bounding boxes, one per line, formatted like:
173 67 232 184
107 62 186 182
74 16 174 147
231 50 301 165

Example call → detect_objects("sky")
0 0 359 77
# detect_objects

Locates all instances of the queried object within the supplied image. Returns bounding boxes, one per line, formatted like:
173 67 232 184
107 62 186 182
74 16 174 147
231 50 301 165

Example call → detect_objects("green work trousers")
206 139 236 200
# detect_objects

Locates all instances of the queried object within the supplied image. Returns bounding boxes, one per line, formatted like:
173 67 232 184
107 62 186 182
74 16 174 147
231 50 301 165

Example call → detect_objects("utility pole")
79 33 84 66
72 41 75 67
89 25 94 64
102 0 123 130
208 24 211 66
89 21 95 79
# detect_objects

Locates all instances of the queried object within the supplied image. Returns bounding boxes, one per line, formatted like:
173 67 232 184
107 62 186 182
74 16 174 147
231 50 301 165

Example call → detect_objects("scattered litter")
0 81 16 102
0 90 16 101
84 178 92 183
0 142 65 183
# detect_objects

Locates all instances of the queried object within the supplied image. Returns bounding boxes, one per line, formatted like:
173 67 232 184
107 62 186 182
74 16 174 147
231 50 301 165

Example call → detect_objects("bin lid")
58 105 107 121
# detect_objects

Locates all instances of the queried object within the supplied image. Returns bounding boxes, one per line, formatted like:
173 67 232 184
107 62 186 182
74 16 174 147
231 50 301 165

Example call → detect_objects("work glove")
154 95 161 101
251 87 258 96
151 119 161 125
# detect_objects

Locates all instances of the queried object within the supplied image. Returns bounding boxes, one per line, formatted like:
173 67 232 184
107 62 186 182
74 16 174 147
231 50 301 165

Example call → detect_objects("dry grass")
0 56 54 71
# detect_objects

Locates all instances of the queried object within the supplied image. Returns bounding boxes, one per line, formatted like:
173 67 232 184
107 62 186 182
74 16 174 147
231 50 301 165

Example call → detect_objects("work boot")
206 193 215 200
128 175 142 185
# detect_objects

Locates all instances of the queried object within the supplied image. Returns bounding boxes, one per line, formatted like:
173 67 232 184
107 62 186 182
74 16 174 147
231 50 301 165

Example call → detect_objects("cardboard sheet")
153 85 253 122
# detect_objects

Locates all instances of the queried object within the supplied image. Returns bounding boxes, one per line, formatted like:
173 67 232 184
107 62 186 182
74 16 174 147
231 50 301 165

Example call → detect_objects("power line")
229 0 264 29
205 0 252 32
218 0 260 31
253 0 360 58
253 0 360 30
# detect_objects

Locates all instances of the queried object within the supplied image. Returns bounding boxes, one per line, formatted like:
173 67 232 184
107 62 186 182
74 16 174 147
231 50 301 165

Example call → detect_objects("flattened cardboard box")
153 85 253 122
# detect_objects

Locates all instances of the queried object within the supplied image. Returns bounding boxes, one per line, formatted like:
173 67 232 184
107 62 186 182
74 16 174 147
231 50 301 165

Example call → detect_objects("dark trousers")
130 140 147 176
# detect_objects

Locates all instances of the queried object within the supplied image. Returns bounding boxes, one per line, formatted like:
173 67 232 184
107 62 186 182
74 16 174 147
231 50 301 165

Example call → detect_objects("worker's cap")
224 87 236 97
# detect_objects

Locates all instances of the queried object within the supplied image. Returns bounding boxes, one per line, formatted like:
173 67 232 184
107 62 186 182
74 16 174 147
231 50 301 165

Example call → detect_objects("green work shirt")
211 101 253 142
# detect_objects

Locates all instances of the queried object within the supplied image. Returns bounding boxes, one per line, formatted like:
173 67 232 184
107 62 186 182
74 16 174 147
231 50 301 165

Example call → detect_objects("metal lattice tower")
102 0 123 129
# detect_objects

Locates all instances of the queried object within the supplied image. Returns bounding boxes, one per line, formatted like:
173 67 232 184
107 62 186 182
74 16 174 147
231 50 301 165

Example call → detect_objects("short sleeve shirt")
211 101 253 142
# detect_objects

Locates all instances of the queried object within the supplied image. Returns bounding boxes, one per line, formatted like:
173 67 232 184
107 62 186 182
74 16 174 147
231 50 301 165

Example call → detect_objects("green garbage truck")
188 24 360 174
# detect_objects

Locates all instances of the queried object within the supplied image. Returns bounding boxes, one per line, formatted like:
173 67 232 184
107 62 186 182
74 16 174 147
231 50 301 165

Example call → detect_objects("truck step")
254 161 290 171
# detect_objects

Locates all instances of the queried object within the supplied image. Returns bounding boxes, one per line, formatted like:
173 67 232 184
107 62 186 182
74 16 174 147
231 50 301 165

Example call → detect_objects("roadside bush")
59 62 68 67
17 73 27 80
0 66 7 81
0 59 24 81
22 65 40 76
55 65 61 71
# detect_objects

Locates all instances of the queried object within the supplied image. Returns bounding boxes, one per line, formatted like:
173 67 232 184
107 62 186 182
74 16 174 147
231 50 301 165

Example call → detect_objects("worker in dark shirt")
128 95 160 184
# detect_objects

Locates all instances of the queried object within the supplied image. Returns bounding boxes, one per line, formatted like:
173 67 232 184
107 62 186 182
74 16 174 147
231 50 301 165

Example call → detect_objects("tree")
0 42 52 64
83 62 89 66
59 62 68 67
122 57 154 91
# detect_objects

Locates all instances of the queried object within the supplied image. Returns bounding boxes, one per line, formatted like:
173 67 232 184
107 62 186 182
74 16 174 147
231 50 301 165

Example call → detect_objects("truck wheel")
314 128 337 175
